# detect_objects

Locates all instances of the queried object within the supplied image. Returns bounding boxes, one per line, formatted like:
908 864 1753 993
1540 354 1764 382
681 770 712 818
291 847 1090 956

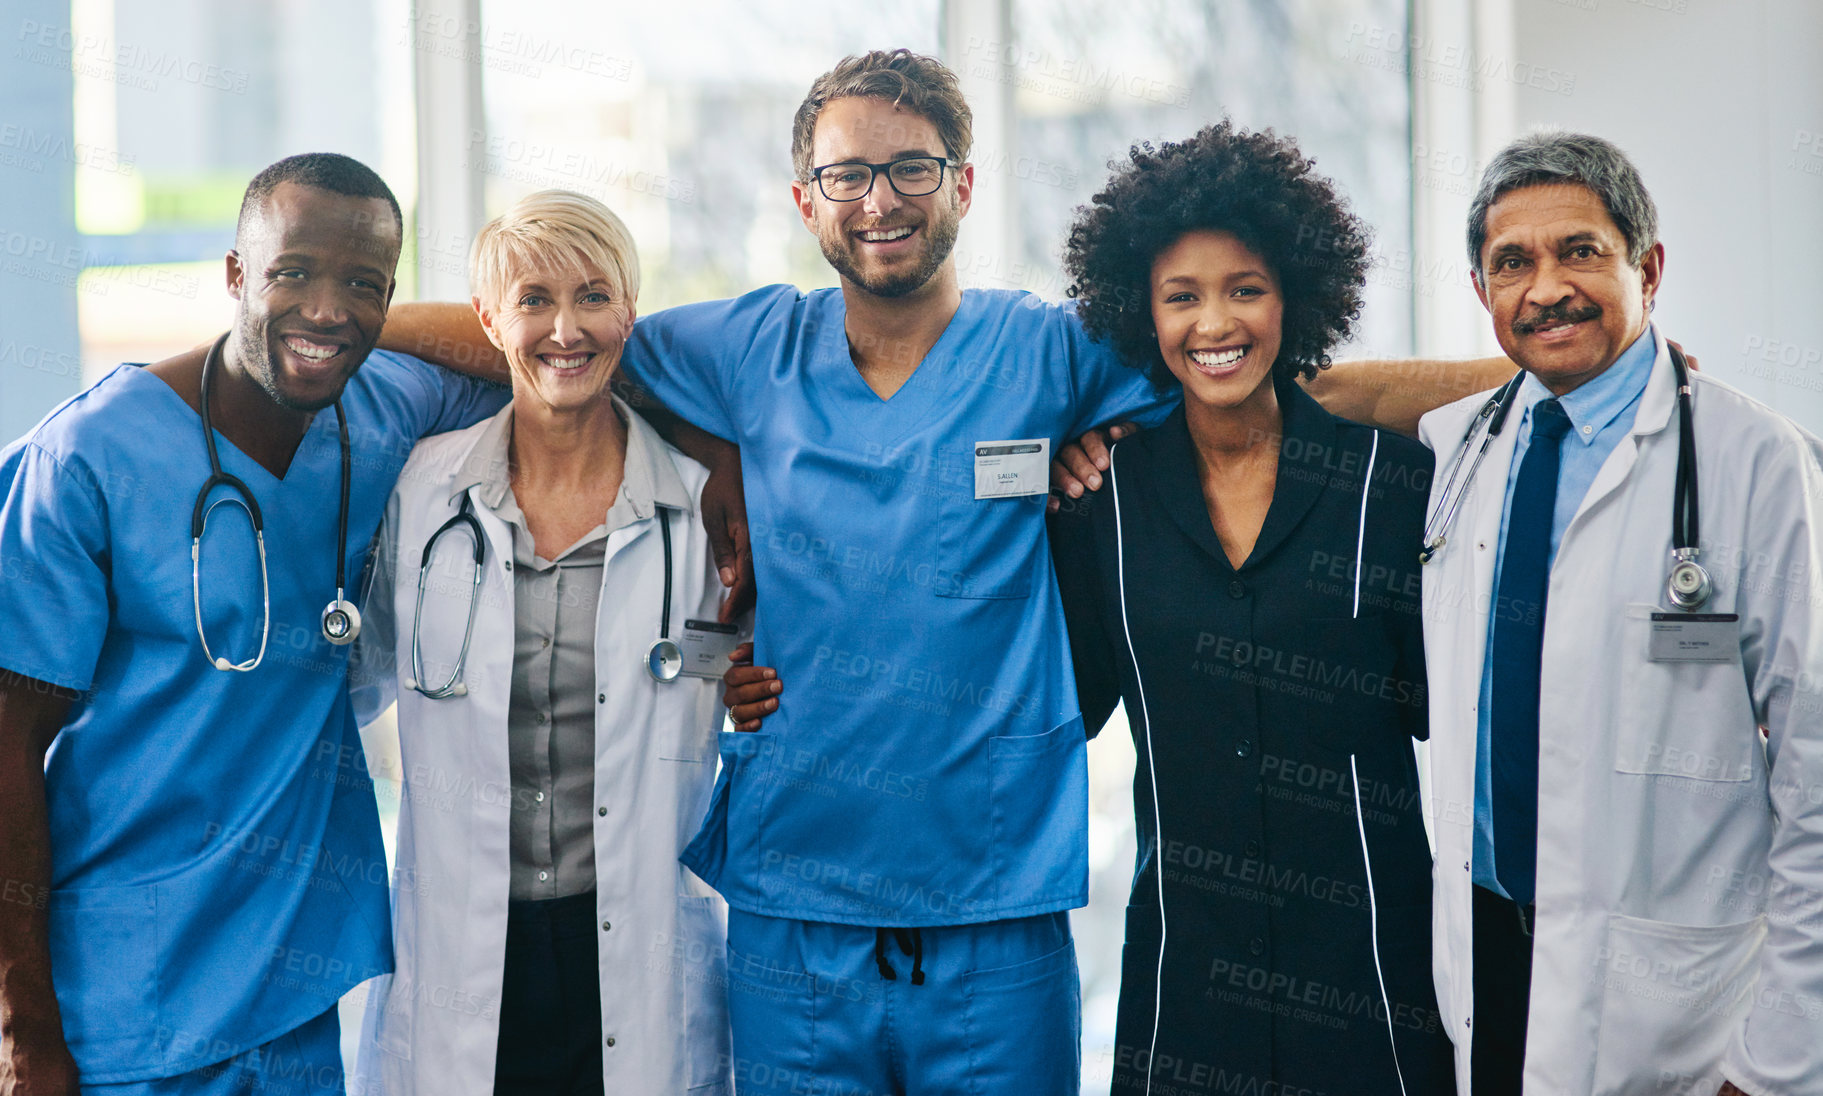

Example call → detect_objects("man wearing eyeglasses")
600 50 1162 1094
380 46 1518 1093
385 48 1175 1094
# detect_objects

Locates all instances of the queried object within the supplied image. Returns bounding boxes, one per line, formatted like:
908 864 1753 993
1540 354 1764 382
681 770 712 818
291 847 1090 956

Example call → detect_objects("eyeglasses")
808 156 960 202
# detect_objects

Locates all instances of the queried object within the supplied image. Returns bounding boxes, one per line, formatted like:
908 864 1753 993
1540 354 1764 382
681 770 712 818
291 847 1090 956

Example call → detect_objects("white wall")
1418 0 1823 434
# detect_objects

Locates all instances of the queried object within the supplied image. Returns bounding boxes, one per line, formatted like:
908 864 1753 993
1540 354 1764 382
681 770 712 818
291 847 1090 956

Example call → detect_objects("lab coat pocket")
658 678 720 763
1614 604 1756 781
47 885 158 1054
367 971 415 1064
359 971 413 1065
674 896 732 1092
1590 912 1764 1096
988 716 1088 907
937 490 1044 599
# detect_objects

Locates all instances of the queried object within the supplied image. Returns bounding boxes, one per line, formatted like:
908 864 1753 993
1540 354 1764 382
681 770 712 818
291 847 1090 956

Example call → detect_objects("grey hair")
1466 131 1658 279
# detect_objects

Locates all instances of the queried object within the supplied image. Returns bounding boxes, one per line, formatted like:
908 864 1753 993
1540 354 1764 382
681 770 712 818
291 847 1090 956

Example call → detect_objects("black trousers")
495 890 605 1096
1471 884 1535 1096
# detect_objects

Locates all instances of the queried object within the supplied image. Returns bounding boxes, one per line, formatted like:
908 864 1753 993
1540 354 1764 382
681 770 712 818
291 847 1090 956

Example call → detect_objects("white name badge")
1647 612 1741 662
678 618 742 679
974 438 1050 500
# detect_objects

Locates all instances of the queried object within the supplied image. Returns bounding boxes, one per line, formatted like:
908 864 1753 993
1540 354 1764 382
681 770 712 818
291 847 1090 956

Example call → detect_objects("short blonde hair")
469 189 640 309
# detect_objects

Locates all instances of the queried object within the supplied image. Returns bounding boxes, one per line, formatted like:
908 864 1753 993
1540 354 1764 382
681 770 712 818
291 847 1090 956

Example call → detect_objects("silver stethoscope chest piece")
322 596 362 646
647 638 684 683
1667 550 1713 609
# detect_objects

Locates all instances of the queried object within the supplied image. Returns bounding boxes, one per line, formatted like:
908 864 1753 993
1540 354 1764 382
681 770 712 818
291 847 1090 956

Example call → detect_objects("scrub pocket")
937 489 1045 599
686 731 778 898
723 940 820 1086
1614 604 1757 781
960 936 1080 1093
1590 912 1764 1095
988 715 1088 908
47 885 158 1059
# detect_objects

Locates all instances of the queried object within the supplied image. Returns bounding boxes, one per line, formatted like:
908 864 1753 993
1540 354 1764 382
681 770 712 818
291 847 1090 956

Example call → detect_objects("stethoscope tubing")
1420 373 1523 564
1420 344 1707 607
406 490 681 698
192 332 355 670
407 495 486 699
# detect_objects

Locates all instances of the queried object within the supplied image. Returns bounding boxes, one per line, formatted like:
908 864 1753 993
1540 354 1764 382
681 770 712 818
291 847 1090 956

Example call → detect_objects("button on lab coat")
1417 328 1823 1095
350 405 732 1094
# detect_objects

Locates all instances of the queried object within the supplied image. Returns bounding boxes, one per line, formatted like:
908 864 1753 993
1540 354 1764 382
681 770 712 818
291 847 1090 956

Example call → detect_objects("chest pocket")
937 491 1045 599
1614 604 1758 781
933 437 1047 600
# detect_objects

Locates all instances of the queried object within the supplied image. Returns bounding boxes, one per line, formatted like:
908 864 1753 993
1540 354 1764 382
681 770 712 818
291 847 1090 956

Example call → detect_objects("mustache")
1512 302 1601 335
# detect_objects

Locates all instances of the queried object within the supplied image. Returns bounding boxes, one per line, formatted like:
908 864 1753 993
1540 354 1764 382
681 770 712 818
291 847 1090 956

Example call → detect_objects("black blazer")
1050 372 1453 1095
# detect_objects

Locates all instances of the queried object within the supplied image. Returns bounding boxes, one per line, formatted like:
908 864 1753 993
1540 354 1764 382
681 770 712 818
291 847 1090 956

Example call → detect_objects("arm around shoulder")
1304 355 1516 437
379 301 508 383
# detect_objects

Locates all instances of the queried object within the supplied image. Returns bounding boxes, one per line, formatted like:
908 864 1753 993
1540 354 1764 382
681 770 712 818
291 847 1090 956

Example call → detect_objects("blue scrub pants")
83 1008 343 1096
724 910 1080 1096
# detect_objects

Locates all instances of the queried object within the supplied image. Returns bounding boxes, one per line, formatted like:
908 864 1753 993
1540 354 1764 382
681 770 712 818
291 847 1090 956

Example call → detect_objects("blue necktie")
1489 397 1571 907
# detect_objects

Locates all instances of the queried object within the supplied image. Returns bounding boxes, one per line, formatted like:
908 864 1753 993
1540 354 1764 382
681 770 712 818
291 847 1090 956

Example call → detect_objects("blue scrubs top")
0 354 504 1083
622 285 1172 926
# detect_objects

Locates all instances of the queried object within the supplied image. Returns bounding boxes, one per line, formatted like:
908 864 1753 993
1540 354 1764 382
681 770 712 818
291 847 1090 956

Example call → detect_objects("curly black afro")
1064 119 1371 385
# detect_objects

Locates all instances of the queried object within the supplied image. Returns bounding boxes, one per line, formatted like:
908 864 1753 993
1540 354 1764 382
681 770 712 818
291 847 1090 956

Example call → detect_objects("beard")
817 194 962 299
232 300 358 413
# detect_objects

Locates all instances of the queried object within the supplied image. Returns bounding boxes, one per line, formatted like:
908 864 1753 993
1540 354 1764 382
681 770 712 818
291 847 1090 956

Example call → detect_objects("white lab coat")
1418 327 1823 1096
349 404 732 1095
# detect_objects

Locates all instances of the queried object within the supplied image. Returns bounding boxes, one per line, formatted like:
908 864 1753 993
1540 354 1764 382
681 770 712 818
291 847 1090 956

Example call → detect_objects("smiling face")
476 257 633 415
1150 230 1284 412
1475 182 1663 395
227 181 400 411
791 96 971 299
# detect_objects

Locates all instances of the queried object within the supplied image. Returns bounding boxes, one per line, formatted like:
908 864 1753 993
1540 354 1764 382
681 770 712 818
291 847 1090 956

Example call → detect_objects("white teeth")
1190 347 1246 368
284 337 338 362
542 354 592 371
860 226 914 242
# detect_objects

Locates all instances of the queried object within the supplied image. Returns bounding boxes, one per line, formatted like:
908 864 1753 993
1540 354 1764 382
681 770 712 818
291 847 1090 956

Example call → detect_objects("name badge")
1647 612 1740 663
678 618 742 679
974 438 1050 500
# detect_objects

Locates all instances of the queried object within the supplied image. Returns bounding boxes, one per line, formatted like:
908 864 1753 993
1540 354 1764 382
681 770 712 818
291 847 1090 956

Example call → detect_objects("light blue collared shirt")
1473 325 1658 897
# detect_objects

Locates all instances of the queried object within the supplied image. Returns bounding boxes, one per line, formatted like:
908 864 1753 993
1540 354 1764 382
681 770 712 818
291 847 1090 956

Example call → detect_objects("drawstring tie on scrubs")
873 927 925 985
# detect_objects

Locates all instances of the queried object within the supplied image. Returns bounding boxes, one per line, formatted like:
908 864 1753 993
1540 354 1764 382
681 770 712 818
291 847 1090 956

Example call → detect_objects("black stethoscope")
191 333 358 672
404 489 682 698
1421 342 1711 610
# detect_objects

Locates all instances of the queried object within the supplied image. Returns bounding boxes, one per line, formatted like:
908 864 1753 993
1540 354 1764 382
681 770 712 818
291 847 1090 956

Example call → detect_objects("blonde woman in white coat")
351 190 731 1095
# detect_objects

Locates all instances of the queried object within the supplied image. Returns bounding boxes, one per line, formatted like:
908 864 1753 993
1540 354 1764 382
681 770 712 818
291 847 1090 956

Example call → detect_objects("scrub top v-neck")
0 352 504 1082
619 284 1173 926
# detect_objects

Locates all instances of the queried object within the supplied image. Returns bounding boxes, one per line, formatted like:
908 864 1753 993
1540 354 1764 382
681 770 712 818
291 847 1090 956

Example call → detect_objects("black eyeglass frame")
806 156 962 202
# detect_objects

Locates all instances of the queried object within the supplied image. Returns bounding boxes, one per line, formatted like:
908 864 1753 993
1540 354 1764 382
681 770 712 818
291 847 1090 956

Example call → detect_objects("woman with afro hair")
1050 120 1456 1095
